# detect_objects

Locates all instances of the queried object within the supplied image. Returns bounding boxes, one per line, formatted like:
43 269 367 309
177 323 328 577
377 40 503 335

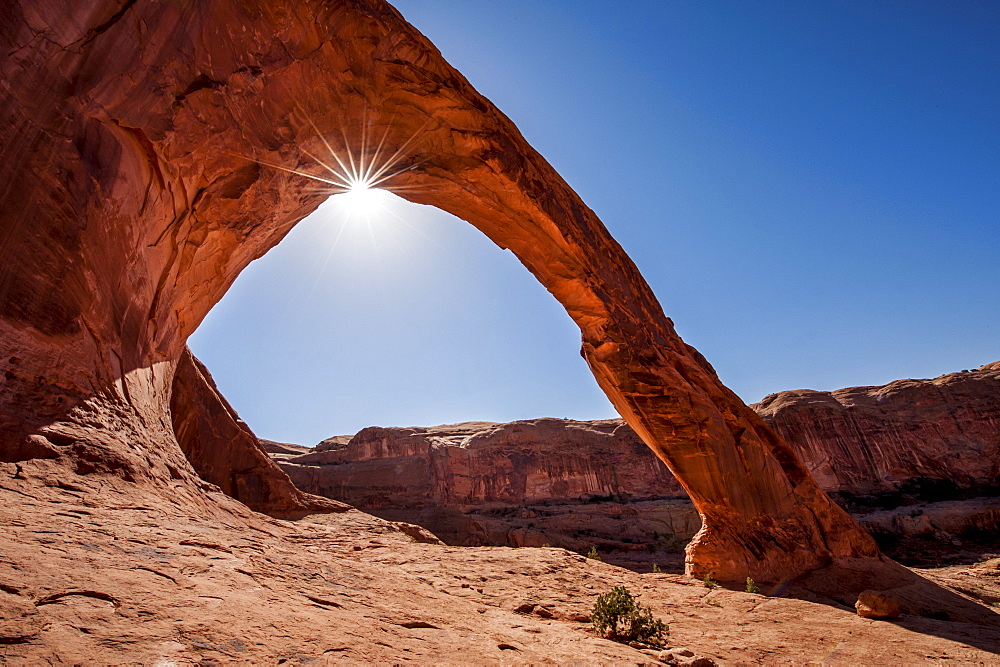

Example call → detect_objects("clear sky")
189 1 999 446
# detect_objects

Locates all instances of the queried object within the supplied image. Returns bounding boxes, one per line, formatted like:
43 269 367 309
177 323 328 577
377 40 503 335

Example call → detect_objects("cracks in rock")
69 0 139 51
35 589 121 608
111 120 166 213
306 594 343 609
145 187 207 341
133 566 177 584
110 349 133 410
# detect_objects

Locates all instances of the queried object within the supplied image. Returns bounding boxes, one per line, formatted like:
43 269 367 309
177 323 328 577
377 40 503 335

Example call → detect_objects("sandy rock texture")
2 466 1000 664
753 361 1000 495
171 347 347 515
2 1 998 660
0 0 877 583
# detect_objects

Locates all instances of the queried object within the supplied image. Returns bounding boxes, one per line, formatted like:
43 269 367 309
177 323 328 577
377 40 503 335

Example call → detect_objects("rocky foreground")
3 466 1000 664
2 0 999 660
3 361 999 662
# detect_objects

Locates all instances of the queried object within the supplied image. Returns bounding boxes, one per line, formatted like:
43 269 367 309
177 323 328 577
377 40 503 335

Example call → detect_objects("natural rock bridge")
1 0 879 584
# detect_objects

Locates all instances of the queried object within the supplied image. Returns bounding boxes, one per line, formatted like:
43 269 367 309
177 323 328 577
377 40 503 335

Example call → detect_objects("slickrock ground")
3 466 1000 664
3 1 999 660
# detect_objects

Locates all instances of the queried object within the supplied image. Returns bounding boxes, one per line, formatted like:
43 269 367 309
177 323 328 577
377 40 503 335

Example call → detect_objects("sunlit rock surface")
170 347 348 515
753 361 1000 496
0 0 880 584
284 418 685 506
279 418 697 567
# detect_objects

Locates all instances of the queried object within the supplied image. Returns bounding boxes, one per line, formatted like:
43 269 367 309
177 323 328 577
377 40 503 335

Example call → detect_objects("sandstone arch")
0 0 879 582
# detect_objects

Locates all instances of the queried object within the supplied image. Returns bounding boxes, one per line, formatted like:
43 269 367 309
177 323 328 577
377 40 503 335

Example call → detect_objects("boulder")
855 590 902 619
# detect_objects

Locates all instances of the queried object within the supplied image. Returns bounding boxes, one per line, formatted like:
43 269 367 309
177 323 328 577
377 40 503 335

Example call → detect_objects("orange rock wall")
754 362 1000 496
281 419 685 509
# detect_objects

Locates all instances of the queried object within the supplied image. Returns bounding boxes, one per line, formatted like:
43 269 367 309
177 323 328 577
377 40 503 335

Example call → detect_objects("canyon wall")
279 418 694 566
283 418 685 508
277 362 1000 558
753 361 1000 497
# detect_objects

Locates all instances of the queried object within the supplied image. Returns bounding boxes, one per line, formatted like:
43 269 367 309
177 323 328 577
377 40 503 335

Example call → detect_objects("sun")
334 177 396 218
243 116 427 230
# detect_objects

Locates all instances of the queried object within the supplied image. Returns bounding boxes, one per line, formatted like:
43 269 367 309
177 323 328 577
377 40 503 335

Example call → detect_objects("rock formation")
284 418 685 507
3 4 1000 659
753 361 1000 496
280 418 698 564
170 346 346 515
0 0 878 583
276 362 1000 558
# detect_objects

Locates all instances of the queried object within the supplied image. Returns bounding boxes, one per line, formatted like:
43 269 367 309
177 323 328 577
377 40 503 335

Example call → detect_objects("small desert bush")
745 577 761 594
702 574 718 589
591 586 668 645
586 545 601 561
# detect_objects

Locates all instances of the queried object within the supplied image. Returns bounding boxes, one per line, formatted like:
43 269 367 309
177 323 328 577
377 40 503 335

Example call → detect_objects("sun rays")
233 112 444 295
244 112 429 216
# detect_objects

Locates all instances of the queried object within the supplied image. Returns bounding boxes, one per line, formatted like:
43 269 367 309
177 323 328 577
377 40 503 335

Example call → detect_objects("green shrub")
702 574 718 589
586 546 602 561
745 577 761 594
591 586 668 645
651 563 663 574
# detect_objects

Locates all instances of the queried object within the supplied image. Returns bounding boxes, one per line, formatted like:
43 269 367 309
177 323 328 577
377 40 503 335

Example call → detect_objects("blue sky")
190 1 999 445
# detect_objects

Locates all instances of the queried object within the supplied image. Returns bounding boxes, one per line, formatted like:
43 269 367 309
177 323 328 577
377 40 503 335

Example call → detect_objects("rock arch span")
0 0 878 582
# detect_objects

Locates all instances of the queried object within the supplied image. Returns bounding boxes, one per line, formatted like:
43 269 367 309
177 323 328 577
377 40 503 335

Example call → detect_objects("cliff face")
752 362 1000 496
281 419 695 565
281 363 1000 508
282 419 685 508
278 363 1000 557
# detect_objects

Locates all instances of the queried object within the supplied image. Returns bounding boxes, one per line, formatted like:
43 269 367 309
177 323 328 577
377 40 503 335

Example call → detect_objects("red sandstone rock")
855 590 902 619
170 347 347 515
2 475 997 662
260 440 311 456
1 3 998 660
277 363 1000 554
284 418 685 507
280 418 696 560
752 362 1000 495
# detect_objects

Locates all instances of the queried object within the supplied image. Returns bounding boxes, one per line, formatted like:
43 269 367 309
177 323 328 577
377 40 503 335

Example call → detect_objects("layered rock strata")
753 361 1000 497
1 0 876 581
280 419 698 565
278 363 1000 558
285 419 686 507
